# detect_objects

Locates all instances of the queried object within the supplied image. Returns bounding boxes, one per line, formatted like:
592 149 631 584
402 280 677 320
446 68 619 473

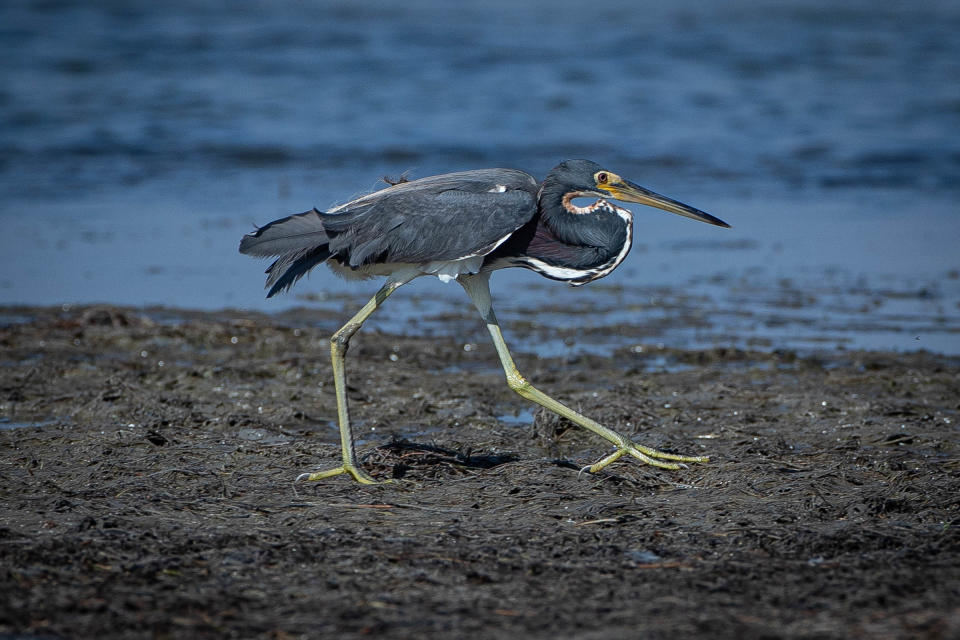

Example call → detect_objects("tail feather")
239 208 333 297
265 245 332 297
239 208 329 257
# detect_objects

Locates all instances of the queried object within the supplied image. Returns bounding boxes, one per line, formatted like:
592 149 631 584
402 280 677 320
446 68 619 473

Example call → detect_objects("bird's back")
328 168 537 214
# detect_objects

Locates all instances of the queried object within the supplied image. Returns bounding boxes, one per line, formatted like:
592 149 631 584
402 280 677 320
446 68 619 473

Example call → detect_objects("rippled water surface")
2 0 958 353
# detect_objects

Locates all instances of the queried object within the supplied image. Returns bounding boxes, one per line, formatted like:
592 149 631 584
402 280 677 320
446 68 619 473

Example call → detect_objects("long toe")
587 442 709 474
629 440 709 464
297 464 388 485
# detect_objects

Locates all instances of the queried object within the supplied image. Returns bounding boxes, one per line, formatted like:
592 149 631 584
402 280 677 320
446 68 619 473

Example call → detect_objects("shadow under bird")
240 159 730 483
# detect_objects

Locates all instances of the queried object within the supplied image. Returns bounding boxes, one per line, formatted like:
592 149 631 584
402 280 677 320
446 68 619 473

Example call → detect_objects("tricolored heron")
240 159 729 483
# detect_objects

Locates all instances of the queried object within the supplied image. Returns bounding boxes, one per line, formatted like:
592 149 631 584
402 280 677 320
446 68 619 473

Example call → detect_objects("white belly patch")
422 255 485 283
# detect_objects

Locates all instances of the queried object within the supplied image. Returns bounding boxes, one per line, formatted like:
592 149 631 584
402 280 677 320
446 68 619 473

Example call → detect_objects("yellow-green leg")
458 273 708 475
297 273 415 484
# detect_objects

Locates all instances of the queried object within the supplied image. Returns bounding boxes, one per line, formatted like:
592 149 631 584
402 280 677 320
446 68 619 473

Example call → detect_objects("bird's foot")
581 441 709 475
296 463 389 485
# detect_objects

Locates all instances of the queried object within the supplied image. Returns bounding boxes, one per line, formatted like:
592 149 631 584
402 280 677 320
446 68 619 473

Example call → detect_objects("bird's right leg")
459 273 708 475
297 274 413 484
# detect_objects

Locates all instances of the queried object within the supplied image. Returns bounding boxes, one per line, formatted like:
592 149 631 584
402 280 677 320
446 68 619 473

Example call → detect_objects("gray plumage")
323 170 537 265
238 208 329 257
238 209 333 296
240 168 538 296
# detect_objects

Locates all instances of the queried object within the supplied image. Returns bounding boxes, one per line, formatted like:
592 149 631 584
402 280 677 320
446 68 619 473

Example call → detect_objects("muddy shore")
1 304 958 639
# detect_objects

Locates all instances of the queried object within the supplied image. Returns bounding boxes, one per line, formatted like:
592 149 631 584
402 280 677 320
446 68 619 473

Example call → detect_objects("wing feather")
322 169 538 267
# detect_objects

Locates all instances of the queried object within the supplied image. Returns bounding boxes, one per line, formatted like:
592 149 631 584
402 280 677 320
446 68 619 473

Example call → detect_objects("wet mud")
1 305 958 639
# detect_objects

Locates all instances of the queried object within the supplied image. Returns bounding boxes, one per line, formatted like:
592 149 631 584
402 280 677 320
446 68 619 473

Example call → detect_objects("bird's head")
545 159 730 227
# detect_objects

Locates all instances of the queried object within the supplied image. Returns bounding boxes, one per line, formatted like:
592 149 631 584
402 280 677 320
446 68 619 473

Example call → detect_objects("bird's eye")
596 172 608 184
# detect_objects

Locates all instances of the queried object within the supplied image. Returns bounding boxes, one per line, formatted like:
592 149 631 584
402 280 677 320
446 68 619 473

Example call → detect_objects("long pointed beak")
605 180 730 228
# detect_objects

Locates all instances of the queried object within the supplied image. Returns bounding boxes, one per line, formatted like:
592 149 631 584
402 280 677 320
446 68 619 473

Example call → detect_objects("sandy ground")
1 304 958 639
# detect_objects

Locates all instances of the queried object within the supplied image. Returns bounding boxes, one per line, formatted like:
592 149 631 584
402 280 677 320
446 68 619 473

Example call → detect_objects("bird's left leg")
458 273 708 474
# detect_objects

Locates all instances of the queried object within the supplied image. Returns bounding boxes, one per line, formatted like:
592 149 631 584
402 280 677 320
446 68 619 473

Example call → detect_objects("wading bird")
240 159 729 483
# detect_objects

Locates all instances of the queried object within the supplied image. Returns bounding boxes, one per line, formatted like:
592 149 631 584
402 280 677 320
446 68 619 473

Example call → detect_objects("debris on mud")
1 305 958 639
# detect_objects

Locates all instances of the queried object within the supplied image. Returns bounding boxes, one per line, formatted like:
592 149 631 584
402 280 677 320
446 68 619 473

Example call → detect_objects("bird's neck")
538 179 575 232
499 184 634 285
538 182 631 249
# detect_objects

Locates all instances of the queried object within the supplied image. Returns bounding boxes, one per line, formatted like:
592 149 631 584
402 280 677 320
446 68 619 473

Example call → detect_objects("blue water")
1 0 959 353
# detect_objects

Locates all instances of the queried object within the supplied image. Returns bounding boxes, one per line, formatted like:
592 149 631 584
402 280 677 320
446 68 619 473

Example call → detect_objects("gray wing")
321 168 538 267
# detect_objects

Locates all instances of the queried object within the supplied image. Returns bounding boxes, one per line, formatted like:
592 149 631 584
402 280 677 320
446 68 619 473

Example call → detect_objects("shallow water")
1 0 958 353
